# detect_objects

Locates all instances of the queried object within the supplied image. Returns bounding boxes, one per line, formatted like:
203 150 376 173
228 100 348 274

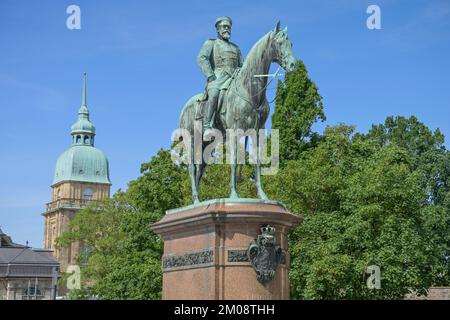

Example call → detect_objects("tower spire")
82 72 87 107
71 72 96 145
77 72 89 118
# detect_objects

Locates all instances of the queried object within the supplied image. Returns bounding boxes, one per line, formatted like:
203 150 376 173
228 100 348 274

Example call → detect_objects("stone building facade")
0 228 59 300
42 74 111 272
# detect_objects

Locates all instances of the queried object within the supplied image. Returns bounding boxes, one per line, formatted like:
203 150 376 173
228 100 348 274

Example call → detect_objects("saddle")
194 89 228 121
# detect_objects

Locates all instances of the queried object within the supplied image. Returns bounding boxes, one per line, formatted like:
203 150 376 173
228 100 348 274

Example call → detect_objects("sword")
253 73 284 78
253 67 283 78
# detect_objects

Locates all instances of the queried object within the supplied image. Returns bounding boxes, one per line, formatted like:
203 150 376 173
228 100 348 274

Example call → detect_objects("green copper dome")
52 73 111 186
53 145 110 185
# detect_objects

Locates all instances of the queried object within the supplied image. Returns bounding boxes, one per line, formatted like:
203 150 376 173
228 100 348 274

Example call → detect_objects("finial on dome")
71 73 95 139
82 72 87 107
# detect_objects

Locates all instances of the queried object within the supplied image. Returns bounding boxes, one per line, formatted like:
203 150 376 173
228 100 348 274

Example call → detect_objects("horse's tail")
179 94 203 132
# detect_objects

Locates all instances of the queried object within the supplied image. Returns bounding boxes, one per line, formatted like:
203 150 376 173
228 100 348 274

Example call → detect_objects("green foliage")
355 116 450 287
56 66 449 300
197 163 257 201
57 149 186 299
128 149 188 214
272 60 325 163
267 125 449 299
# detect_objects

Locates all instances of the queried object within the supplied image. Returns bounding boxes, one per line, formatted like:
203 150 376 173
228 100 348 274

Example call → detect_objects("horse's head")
271 22 296 72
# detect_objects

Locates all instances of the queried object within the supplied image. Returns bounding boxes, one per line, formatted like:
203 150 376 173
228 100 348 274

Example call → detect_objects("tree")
355 115 449 206
56 90 449 299
57 149 186 299
272 60 325 163
355 115 450 286
194 163 257 201
266 124 449 299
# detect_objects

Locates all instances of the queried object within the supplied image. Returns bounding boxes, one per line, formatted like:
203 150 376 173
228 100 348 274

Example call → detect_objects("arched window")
57 189 61 199
84 135 90 145
76 135 81 144
83 188 93 200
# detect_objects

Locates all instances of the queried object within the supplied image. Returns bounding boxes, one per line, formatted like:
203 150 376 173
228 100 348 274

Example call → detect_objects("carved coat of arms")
247 225 284 284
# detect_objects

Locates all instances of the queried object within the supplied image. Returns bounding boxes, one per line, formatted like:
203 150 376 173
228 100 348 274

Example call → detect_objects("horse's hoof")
230 191 239 199
258 191 269 201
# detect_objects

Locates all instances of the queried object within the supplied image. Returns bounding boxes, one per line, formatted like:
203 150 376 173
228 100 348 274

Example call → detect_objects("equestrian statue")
179 17 296 204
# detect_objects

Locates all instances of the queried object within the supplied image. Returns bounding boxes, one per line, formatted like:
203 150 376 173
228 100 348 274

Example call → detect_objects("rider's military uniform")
197 38 244 90
196 37 244 128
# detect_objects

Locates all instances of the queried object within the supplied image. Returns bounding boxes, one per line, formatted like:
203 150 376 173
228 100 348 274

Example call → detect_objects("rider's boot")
203 101 215 131
203 89 219 131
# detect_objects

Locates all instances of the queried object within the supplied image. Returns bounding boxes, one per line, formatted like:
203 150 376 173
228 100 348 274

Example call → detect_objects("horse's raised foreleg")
255 129 268 200
229 133 239 199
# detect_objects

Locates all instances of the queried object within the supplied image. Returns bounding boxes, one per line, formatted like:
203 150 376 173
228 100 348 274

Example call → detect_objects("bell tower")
43 74 111 272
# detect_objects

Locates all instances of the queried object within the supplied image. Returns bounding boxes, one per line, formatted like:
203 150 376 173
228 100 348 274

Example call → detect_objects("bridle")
232 34 287 109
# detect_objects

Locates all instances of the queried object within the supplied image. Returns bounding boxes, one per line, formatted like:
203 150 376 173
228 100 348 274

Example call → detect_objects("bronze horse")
179 22 296 203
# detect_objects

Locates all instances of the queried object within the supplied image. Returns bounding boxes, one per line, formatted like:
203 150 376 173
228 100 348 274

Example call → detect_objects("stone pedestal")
150 199 302 300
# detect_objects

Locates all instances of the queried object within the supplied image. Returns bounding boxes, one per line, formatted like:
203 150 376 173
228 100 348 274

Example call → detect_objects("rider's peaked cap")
215 16 232 28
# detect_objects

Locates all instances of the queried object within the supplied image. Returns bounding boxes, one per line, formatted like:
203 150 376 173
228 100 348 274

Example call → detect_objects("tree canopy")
272 60 325 163
266 125 448 299
57 149 186 299
57 62 449 300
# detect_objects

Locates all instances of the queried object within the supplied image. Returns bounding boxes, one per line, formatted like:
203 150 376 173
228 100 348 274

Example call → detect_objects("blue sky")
0 0 449 247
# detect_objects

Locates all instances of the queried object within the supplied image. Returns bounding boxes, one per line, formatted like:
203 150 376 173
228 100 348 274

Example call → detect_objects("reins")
232 66 281 109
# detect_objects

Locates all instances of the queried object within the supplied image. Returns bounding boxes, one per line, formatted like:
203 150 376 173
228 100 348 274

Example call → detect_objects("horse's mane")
240 31 273 80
